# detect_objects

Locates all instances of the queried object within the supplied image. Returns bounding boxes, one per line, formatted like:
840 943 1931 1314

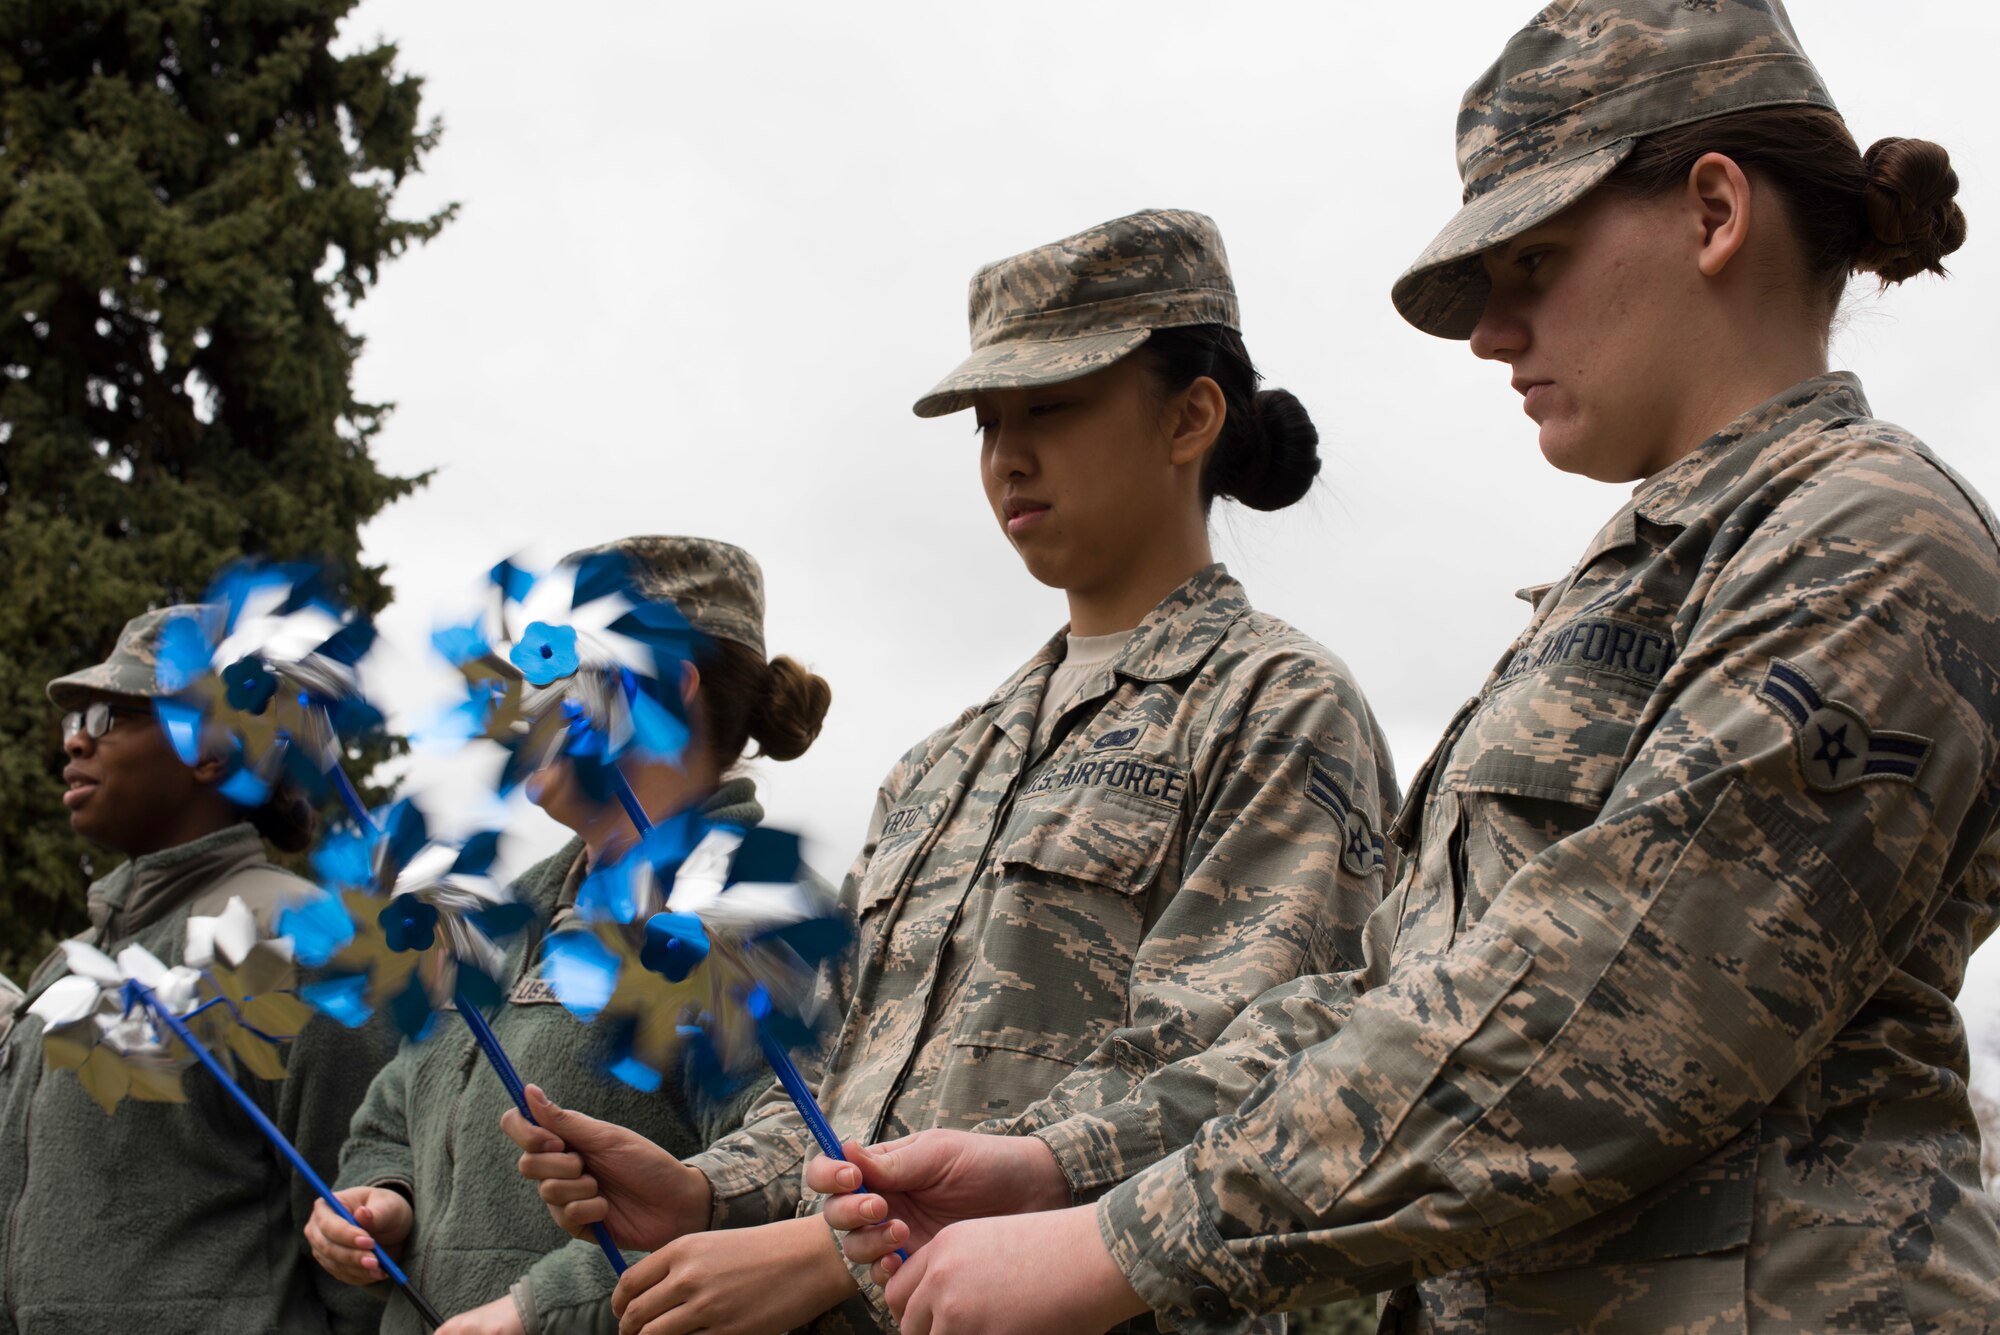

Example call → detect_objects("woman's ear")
679 661 701 710
1687 151 1755 279
189 751 231 787
1168 375 1227 467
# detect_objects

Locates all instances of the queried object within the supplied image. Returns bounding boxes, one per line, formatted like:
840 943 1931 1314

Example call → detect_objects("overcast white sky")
336 2 2000 1080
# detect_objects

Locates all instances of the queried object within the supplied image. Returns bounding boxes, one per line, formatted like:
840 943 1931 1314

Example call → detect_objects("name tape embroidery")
1500 615 1677 691
1759 658 1933 790
1023 754 1187 807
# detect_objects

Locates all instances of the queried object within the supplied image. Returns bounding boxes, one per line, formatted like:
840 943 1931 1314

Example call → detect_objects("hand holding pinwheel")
25 899 444 1328
540 818 895 1252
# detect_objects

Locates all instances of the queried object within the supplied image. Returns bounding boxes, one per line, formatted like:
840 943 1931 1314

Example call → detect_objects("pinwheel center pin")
379 898 441 953
640 912 710 983
510 622 579 686
221 656 279 714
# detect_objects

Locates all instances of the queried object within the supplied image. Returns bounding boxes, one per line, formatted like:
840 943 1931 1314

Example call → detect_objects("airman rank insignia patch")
1308 760 1385 876
1092 726 1142 752
1759 658 1933 790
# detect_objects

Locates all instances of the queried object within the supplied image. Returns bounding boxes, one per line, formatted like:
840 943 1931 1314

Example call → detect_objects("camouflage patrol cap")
46 605 205 710
1393 0 1837 339
913 209 1240 418
562 536 766 660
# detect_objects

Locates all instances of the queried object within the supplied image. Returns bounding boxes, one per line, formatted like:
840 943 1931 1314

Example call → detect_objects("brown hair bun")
747 655 831 761
1857 136 1968 283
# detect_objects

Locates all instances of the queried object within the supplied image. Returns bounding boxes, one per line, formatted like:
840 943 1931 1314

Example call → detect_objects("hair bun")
1857 136 1968 283
1209 387 1320 512
748 655 831 761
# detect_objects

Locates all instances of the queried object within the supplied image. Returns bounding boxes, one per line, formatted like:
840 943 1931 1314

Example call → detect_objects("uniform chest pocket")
1434 675 1647 935
853 797 948 921
953 781 1178 1066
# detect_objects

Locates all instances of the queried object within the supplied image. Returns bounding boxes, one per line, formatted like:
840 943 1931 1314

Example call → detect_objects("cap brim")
912 328 1153 418
46 666 162 710
1391 141 1635 340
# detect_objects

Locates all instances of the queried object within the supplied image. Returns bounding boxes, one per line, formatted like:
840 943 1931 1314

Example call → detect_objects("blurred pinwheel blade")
150 560 387 803
291 793 536 1039
26 899 308 1114
541 819 849 1100
428 549 702 797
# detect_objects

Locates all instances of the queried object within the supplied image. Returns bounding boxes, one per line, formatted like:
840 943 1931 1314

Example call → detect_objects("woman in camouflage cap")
303 536 833 1335
501 209 1400 1335
809 3 2000 1333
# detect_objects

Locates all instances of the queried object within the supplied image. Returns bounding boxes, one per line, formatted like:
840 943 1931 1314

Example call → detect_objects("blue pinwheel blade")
431 622 491 666
726 829 804 888
154 615 213 693
756 916 851 967
471 901 534 942
626 688 689 762
453 830 503 878
386 973 439 1040
540 932 622 1020
568 550 632 609
300 974 374 1029
602 1017 666 1093
316 619 377 669
382 800 429 875
219 767 271 807
312 826 377 890
279 891 358 967
490 558 537 605
154 698 206 766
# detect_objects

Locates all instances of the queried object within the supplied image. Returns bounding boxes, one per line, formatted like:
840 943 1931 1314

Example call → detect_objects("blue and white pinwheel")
285 797 531 1040
153 563 382 811
26 898 309 1114
543 819 847 1096
430 551 701 802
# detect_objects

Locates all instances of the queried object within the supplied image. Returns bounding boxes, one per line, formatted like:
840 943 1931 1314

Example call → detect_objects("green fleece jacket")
339 779 775 1335
0 824 398 1334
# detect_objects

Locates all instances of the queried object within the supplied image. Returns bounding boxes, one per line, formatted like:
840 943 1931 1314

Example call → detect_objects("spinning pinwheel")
541 818 886 1248
283 797 529 1040
152 563 383 819
432 550 701 821
26 900 444 1327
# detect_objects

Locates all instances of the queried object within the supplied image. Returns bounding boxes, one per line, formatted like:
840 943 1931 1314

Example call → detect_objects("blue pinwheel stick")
609 788 909 1263
332 771 632 1277
124 979 445 1331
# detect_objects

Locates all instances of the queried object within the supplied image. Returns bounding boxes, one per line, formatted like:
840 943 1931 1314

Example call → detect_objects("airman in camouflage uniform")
665 213 1399 1332
1072 4 2000 1331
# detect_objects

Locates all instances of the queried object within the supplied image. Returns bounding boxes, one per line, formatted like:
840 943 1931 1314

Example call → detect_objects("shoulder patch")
1307 760 1385 876
1759 658 1933 790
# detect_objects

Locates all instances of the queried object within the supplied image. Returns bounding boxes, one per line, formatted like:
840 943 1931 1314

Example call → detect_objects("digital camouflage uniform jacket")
687 564 1398 1330
338 780 769 1335
0 825 398 1334
1096 377 2000 1333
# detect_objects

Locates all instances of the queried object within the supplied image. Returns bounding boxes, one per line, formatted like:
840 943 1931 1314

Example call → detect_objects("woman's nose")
1469 301 1527 363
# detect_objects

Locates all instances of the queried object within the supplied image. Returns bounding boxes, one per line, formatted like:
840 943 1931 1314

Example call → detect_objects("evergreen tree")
0 0 452 979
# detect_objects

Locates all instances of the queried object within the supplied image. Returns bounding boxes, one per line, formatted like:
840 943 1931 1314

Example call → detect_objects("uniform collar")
984 563 1251 709
86 823 267 940
1632 373 1872 531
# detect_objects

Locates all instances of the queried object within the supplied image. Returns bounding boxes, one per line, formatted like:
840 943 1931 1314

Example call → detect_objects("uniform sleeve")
1097 453 2000 1329
1003 651 1399 1197
272 1008 401 1333
684 755 913 1228
333 1037 417 1194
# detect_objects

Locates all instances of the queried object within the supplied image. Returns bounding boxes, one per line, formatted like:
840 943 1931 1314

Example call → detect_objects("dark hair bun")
748 655 831 761
247 784 317 853
1212 387 1321 512
1858 136 1968 283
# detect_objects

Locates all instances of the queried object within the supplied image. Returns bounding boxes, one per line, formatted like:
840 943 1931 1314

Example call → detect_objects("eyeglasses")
61 702 153 742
